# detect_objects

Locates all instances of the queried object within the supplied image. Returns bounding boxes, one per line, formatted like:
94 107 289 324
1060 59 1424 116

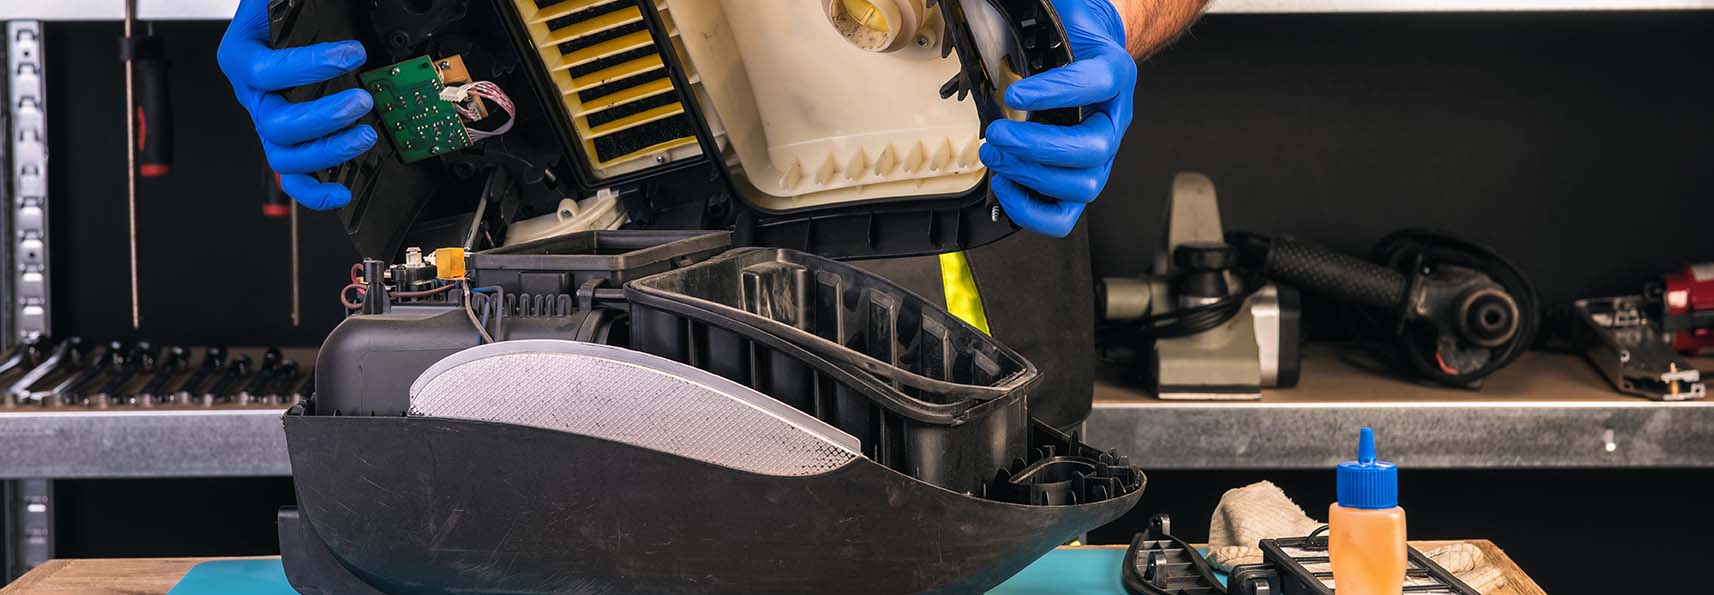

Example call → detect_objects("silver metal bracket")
9 21 49 341
4 479 52 581
5 22 53 582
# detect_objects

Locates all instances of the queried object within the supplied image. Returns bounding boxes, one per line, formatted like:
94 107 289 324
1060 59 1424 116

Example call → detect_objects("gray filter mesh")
409 342 858 477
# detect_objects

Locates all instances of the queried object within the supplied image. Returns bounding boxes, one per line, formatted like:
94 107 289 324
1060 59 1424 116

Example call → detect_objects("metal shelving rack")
0 348 1709 480
4 21 52 580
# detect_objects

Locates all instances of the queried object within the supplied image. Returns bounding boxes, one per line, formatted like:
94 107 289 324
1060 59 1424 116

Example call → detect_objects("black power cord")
1366 229 1539 386
1133 271 1263 339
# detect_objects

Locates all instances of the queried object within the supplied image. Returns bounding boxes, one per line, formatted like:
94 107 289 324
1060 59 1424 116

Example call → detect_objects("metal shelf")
0 407 288 479
0 346 1708 478
1086 344 1714 470
2 0 1712 21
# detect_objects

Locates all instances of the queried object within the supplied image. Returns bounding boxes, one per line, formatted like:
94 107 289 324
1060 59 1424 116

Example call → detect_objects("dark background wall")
1095 11 1714 306
46 21 356 348
24 10 1714 595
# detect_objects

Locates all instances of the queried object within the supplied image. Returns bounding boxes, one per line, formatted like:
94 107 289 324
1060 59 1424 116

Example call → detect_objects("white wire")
453 81 517 141
462 281 496 344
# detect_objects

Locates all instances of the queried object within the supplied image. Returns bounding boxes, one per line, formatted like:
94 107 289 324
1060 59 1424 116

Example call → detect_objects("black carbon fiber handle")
123 32 173 177
1262 238 1409 309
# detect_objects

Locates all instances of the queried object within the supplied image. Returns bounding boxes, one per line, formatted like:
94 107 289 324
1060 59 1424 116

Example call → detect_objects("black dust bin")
624 247 1035 495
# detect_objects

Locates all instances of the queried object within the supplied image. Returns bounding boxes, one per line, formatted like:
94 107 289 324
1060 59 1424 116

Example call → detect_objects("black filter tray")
625 247 1037 496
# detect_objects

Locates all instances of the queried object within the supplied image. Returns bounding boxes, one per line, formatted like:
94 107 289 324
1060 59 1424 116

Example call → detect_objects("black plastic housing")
317 230 724 416
626 248 1035 495
278 411 1143 594
471 230 729 296
315 306 613 416
297 242 1146 593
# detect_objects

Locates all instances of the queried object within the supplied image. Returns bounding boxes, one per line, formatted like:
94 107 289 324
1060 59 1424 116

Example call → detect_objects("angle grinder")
1230 229 1539 388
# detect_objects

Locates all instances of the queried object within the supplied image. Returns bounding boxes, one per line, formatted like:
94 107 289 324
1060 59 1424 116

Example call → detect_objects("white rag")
1206 481 1324 571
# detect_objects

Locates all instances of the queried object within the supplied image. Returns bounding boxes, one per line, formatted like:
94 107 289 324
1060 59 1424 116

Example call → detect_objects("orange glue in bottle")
1329 427 1406 595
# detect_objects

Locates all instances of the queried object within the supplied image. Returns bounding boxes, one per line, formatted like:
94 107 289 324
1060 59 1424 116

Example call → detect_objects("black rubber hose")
1244 236 1409 310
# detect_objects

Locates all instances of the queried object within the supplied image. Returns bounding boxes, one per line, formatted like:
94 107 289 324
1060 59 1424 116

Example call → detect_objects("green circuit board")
359 56 471 164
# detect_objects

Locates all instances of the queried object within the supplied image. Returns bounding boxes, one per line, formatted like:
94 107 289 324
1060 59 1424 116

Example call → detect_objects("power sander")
1098 173 1303 400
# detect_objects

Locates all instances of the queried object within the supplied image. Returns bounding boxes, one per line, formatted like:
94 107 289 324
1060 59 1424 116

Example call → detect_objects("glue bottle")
1329 427 1406 595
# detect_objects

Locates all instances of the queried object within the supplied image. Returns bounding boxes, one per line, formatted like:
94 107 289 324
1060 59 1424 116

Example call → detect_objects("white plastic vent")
409 340 861 477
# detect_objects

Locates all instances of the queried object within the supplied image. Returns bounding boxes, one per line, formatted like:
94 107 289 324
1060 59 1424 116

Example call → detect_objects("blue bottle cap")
1336 427 1398 509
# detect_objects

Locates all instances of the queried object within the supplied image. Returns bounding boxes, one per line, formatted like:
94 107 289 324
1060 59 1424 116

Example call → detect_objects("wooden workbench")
0 540 1545 595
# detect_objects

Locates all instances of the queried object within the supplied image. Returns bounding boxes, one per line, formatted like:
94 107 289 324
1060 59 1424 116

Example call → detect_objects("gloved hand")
218 0 376 210
977 0 1136 238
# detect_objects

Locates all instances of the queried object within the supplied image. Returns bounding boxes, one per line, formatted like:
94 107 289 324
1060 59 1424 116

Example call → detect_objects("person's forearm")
1110 0 1207 59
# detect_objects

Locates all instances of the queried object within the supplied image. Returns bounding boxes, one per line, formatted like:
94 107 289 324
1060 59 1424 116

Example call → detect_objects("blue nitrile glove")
218 0 376 210
977 0 1135 238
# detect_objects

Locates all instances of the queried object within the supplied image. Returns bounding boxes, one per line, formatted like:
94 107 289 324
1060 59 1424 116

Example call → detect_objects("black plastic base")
281 412 1142 594
277 507 385 595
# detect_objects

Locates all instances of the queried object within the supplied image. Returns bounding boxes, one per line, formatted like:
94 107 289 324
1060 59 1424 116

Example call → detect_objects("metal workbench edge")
1085 398 1714 469
3 397 1711 478
0 409 289 479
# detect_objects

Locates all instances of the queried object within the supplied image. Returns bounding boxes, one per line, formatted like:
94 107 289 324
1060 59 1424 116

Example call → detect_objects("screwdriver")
127 22 173 178
266 172 301 326
121 0 174 330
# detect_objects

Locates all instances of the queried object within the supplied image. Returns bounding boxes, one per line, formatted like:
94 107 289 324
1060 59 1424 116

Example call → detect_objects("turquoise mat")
166 559 298 595
170 548 1225 594
990 548 1130 594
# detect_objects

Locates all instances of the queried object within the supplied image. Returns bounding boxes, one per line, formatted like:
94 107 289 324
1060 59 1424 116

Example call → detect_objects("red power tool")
1661 263 1714 355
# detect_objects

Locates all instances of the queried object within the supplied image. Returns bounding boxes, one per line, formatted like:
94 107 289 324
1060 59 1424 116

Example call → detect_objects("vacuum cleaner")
270 1 1148 592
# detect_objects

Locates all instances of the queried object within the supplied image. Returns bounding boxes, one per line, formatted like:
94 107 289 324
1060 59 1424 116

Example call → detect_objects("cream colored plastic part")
666 0 985 210
502 189 627 246
824 0 934 53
